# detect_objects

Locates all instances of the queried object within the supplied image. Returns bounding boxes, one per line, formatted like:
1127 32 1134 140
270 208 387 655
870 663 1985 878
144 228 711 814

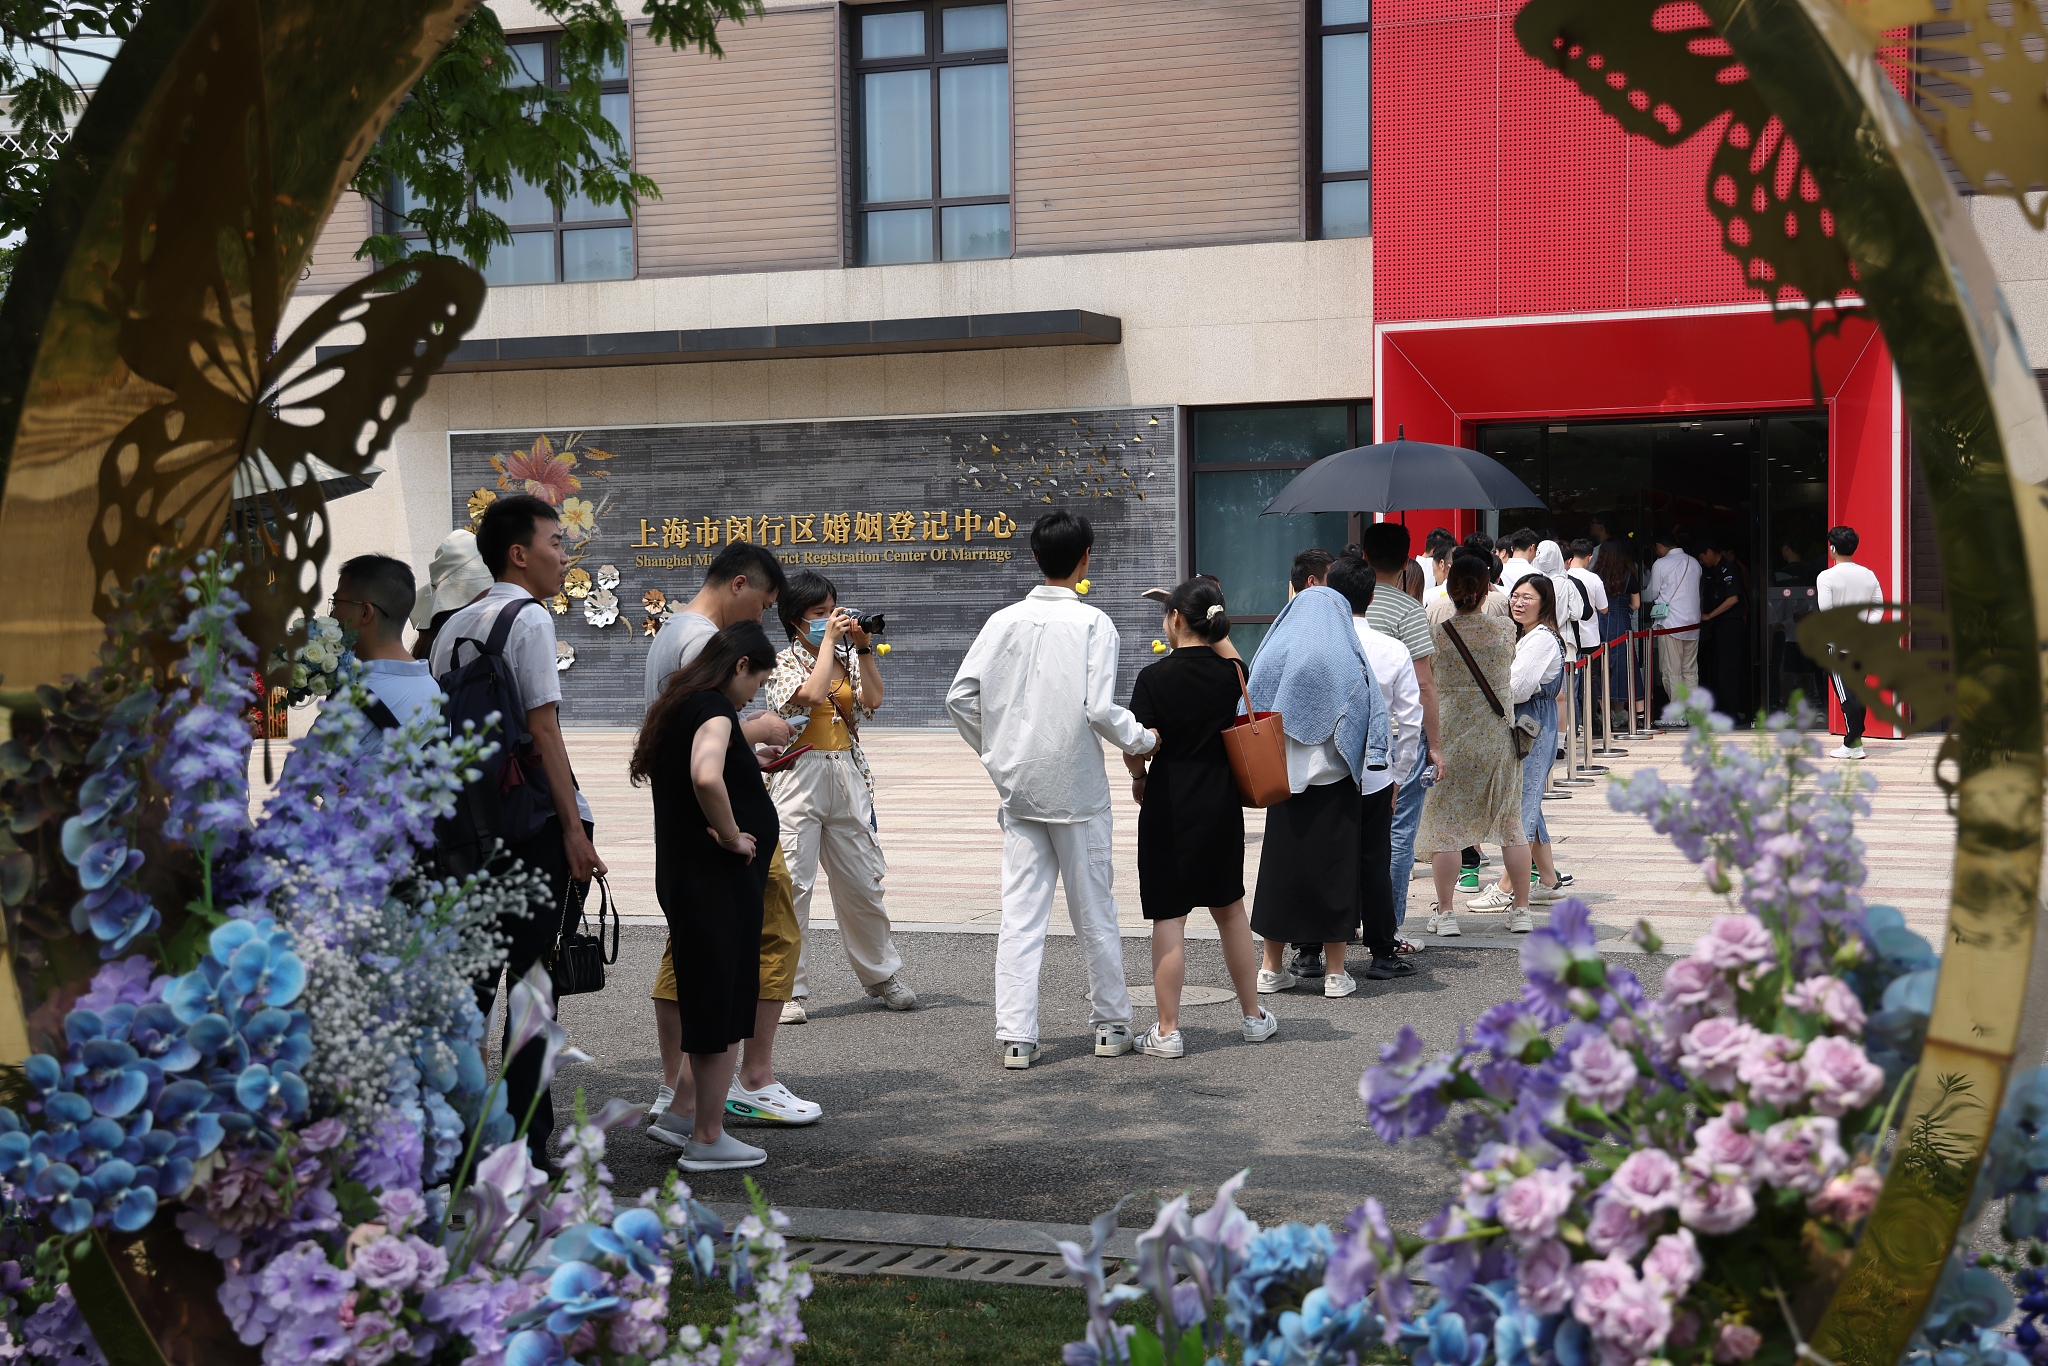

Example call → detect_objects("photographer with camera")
763 570 917 1018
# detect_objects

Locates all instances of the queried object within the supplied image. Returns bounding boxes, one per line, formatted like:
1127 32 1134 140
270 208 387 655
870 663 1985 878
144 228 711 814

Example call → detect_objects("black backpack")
433 598 557 876
1562 573 1594 624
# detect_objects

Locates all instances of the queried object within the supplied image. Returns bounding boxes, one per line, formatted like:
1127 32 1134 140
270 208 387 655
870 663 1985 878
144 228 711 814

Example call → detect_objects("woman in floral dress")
1417 554 1532 937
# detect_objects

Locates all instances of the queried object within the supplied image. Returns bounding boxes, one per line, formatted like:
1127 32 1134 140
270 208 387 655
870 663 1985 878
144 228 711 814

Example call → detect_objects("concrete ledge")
328 308 1123 374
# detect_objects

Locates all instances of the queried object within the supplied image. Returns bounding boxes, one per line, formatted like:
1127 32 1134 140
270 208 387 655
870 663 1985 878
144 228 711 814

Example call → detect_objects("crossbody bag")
1443 622 1540 760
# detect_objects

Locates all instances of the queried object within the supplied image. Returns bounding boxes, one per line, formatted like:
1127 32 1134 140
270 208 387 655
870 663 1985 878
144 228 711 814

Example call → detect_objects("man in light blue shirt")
328 554 442 731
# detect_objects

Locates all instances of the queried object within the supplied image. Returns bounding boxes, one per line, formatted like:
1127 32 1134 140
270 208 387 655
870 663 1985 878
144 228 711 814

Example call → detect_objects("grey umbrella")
1260 428 1545 515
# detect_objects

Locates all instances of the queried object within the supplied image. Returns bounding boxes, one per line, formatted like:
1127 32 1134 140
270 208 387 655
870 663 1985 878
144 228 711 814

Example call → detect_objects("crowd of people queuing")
328 491 1883 1177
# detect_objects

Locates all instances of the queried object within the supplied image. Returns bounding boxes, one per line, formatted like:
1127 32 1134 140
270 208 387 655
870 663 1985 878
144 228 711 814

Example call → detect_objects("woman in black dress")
1124 578 1275 1058
629 621 782 1173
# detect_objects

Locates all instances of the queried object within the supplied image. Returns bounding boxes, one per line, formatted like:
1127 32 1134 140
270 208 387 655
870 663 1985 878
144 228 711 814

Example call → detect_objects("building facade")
291 0 2048 728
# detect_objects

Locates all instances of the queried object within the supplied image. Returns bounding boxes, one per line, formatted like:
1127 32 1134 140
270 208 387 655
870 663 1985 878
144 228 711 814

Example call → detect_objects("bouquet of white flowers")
276 614 354 706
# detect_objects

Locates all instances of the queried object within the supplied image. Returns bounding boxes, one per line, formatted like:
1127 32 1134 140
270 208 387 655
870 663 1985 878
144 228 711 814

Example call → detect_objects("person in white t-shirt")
429 494 606 1168
327 554 442 733
1815 524 1886 759
1647 533 1703 704
1498 528 1540 591
1565 539 1610 655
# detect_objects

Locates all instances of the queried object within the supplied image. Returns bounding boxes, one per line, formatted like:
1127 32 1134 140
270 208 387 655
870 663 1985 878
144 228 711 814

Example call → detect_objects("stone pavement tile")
249 726 1959 950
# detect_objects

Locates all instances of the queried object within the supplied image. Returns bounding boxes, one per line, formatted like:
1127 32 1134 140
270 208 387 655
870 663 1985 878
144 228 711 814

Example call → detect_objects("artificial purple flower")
1361 1026 1455 1141
257 1241 355 1315
1786 975 1866 1033
1659 957 1733 1018
1474 1001 1546 1061
348 1312 405 1366
377 1187 427 1235
1570 1256 1637 1329
1759 1116 1846 1194
1497 1166 1578 1246
1600 1274 1676 1358
1514 1238 1574 1314
1642 1228 1702 1295
274 1311 350 1364
1684 1115 1760 1181
350 1235 420 1292
1693 916 1775 973
298 1117 347 1154
1519 899 1602 1025
77 957 162 1013
1736 1032 1808 1108
1802 1036 1884 1117
1678 1016 1757 1091
1561 1034 1638 1111
1679 1173 1757 1234
406 1236 449 1290
1583 1191 1651 1259
1605 1147 1683 1214
1714 1322 1763 1362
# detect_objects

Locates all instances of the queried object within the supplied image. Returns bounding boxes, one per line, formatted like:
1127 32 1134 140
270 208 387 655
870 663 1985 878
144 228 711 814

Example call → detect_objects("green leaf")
334 1179 380 1226
1128 1325 1166 1366
1172 1327 1208 1366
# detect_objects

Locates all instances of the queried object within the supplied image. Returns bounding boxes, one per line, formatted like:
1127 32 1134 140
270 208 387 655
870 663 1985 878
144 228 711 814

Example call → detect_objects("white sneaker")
1324 970 1358 998
1830 745 1866 759
1530 880 1567 905
1002 1041 1041 1069
1136 1025 1184 1058
1242 1008 1279 1042
866 976 918 1011
1256 968 1298 994
1468 884 1514 912
1506 907 1535 934
1094 1023 1135 1058
647 1109 692 1151
779 999 808 1024
678 1133 767 1172
646 1085 675 1120
725 1079 823 1126
1427 909 1462 937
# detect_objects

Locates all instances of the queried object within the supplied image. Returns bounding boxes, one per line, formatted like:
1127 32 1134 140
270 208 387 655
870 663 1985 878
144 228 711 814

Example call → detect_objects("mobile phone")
760 744 814 773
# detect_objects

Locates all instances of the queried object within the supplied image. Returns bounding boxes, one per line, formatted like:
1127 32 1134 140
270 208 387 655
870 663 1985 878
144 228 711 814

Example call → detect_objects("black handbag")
549 873 618 998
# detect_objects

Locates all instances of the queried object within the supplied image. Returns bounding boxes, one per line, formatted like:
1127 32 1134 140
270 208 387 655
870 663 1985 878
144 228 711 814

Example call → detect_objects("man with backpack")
431 493 607 1168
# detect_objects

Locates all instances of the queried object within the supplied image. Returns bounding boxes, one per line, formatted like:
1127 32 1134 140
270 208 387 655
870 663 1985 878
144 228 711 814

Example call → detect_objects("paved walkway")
555 726 1952 950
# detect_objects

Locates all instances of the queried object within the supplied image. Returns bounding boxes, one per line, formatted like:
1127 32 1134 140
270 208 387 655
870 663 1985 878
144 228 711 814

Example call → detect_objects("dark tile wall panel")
449 407 1180 728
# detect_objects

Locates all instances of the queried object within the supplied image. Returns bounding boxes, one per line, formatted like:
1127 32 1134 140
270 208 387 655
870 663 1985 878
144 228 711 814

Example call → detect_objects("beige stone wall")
1971 194 2048 364
286 236 1374 591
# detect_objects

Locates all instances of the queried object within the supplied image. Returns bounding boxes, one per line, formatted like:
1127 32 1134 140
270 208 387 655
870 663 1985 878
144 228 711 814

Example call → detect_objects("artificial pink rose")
1606 1148 1684 1214
1660 957 1735 1017
376 1188 427 1235
1714 1322 1764 1363
406 1236 448 1290
1803 1036 1885 1117
1570 1256 1637 1329
1642 1228 1703 1295
350 1235 419 1293
1584 1191 1651 1260
1809 1165 1884 1226
1786 975 1867 1033
1685 1115 1759 1180
1759 1116 1846 1194
1599 1277 1675 1358
350 1313 407 1366
1563 1035 1640 1112
1515 1238 1575 1315
1679 1173 1757 1234
1679 1017 1758 1092
1692 916 1775 973
1736 1033 1808 1109
1498 1166 1580 1246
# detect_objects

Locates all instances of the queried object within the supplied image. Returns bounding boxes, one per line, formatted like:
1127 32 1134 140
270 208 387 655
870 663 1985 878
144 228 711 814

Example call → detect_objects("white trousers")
774 751 903 996
994 807 1131 1044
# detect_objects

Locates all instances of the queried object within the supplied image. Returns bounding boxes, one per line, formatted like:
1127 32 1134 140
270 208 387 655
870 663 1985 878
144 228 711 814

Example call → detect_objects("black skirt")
1137 758 1246 919
1250 779 1361 944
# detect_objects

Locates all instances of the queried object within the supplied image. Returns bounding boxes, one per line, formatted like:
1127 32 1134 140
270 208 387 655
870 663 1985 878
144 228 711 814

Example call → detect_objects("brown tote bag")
1221 661 1290 807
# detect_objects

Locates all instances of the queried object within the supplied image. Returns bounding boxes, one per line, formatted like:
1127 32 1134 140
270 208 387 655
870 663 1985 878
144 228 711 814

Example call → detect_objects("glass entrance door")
1474 412 1828 720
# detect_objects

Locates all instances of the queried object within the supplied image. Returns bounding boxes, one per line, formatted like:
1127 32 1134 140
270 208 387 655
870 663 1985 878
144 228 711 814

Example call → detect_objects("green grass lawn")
670 1272 1170 1366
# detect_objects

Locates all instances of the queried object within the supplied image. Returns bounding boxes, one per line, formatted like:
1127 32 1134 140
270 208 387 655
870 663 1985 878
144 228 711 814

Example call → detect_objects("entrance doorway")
1474 413 1831 718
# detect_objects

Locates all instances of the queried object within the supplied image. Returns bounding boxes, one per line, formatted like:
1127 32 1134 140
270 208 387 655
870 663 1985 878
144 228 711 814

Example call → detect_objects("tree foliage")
0 0 759 276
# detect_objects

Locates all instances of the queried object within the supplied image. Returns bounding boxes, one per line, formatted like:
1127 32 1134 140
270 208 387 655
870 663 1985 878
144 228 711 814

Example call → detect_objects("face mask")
804 619 829 648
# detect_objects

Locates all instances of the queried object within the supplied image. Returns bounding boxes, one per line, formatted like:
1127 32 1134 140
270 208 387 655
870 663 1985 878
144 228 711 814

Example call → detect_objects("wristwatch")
856 647 873 655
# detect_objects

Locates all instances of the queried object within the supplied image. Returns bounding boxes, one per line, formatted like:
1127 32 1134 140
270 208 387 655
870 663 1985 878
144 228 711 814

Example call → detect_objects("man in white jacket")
946 512 1159 1070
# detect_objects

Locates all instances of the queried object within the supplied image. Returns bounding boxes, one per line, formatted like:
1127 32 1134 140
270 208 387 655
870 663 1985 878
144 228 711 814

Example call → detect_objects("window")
1189 403 1370 659
1312 0 1370 239
387 34 634 286
853 3 1011 265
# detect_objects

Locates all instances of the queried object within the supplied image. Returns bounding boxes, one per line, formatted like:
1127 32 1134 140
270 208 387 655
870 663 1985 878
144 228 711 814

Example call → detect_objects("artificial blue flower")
71 1039 150 1118
75 838 136 893
125 1004 201 1073
505 1329 567 1366
151 1079 224 1160
226 937 306 1008
542 1261 622 1335
232 1063 308 1123
22 1053 60 1096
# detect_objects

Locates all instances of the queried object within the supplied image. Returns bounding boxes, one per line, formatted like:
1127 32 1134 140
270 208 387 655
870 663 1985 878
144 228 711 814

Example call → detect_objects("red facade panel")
1376 0 1755 323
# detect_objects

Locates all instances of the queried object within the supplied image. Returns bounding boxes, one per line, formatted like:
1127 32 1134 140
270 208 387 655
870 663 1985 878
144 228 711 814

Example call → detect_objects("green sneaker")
1457 869 1481 895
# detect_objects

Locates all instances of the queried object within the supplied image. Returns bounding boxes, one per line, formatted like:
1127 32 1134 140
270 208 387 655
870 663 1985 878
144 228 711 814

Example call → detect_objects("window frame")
384 29 636 287
1308 3 1371 240
849 0 1013 266
1183 399 1374 631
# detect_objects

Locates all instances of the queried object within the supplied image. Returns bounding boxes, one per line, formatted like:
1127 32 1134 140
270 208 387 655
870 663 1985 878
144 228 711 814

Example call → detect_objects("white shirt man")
1353 618 1421 796
1565 556 1610 654
1816 530 1885 757
1647 540 1704 701
946 523 1157 1069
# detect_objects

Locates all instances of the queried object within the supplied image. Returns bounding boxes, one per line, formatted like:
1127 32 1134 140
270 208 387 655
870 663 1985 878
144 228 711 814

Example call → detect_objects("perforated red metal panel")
1375 0 1761 323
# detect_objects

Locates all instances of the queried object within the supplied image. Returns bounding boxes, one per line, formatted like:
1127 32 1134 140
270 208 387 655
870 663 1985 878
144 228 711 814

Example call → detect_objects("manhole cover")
785 1239 1140 1289
1127 985 1237 1009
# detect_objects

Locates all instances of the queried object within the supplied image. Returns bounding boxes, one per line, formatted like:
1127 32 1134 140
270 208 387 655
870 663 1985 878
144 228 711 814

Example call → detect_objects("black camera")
846 611 886 636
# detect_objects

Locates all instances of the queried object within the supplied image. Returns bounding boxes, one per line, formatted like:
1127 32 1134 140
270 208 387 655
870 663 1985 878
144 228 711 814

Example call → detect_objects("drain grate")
785 1238 1142 1288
